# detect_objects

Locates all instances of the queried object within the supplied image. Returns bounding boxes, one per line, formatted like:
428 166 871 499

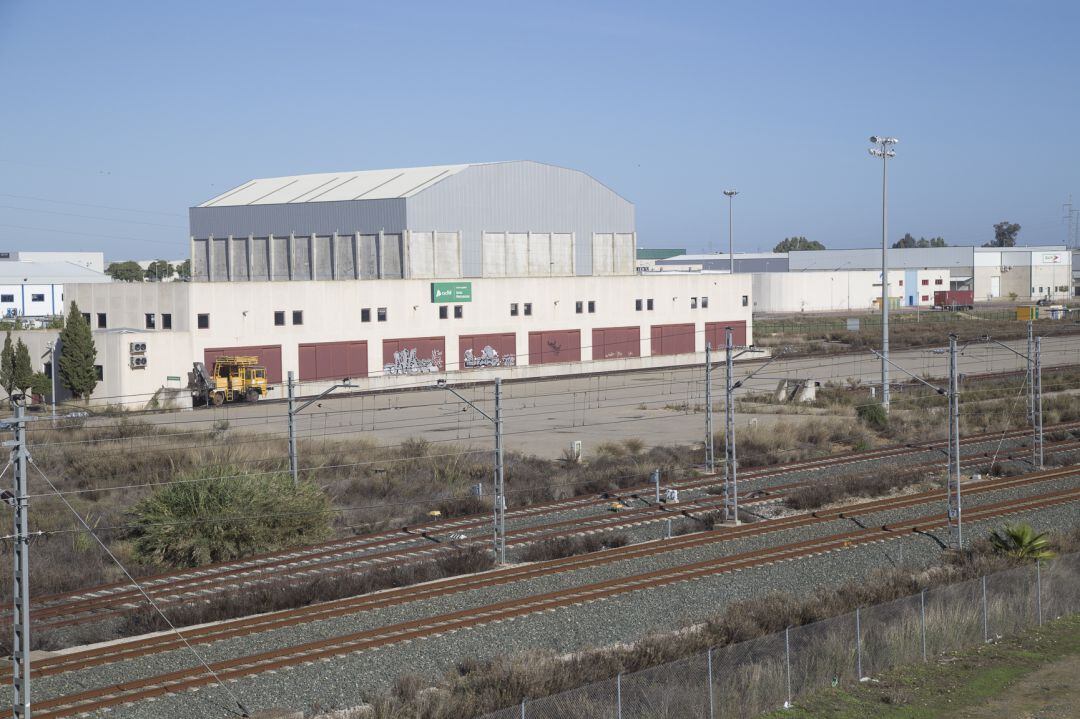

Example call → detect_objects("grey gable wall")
404 161 635 277
189 198 407 239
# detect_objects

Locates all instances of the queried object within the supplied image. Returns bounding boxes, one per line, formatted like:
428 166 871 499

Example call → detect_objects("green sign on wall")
431 281 472 303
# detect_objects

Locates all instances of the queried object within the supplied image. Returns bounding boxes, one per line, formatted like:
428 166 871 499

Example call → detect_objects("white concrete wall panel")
435 232 461 279
482 233 506 277
408 232 435 279
506 233 528 276
528 233 551 276
614 233 635 275
592 233 614 276
551 233 574 275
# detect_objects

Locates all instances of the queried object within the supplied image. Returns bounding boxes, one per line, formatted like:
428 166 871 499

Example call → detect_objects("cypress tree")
0 331 13 399
12 339 32 395
58 301 98 399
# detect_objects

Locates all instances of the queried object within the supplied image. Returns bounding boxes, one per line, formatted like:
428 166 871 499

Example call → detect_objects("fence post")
520 698 526 719
920 589 927 662
1036 559 1043 626
855 607 863 680
616 672 622 719
784 626 793 708
707 648 715 719
982 575 989 643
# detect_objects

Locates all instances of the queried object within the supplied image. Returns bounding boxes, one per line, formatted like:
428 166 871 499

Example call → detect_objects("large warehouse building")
28 161 752 408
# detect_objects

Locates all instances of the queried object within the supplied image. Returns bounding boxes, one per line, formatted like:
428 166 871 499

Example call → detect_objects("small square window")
454 305 463 319
701 297 709 308
741 295 749 307
292 310 303 325
921 279 929 286
646 299 654 311
587 301 595 313
361 308 371 322
377 307 387 322
510 303 519 316
524 303 532 316
0 294 13 303
162 313 172 330
899 279 904 286
145 313 156 330
197 313 210 329
82 312 91 324
274 311 285 326
30 293 44 302
690 297 698 309
439 305 448 319
635 299 643 311
575 301 583 314
97 313 107 329
935 279 943 285
921 295 929 302
94 365 104 381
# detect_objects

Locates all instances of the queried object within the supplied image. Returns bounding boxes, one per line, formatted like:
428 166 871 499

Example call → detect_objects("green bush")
856 402 888 431
128 467 332 568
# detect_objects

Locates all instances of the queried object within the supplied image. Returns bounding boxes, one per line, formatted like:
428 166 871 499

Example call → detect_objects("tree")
106 260 145 282
30 372 51 400
773 237 825 252
892 233 918 249
928 236 947 247
985 221 1021 248
58 301 98 399
894 234 947 249
0 331 13 399
144 259 174 281
176 259 191 280
12 339 33 395
989 522 1055 561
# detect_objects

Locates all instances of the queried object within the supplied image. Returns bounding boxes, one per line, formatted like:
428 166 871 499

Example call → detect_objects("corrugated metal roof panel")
199 164 474 207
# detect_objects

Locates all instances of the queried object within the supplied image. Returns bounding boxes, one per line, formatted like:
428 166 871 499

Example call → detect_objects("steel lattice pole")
494 378 506 563
705 343 714 474
1034 336 1044 470
724 327 739 523
12 402 31 719
287 371 298 487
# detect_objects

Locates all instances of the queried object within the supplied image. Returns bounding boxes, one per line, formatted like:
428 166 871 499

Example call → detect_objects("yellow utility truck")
192 356 270 405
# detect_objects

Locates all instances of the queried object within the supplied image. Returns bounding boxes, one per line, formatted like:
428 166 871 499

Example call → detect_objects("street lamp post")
723 190 739 274
868 136 898 411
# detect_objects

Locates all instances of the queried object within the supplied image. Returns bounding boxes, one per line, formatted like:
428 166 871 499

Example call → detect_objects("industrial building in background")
0 251 110 321
19 161 752 408
652 245 1073 311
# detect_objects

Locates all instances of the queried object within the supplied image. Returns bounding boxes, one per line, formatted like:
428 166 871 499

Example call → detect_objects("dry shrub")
519 533 629 562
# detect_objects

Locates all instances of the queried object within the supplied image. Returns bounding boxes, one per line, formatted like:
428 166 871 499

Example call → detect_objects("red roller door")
298 340 368 381
650 323 696 356
705 321 748 350
459 333 517 370
528 329 581 365
592 326 640 360
203 345 282 384
382 336 446 372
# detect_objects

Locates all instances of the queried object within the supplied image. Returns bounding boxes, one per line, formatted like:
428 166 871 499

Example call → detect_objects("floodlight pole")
705 343 715 474
10 401 31 719
723 190 738 273
869 136 898 412
437 378 505 563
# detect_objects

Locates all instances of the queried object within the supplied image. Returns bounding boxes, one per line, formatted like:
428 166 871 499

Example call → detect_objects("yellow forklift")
192 356 270 406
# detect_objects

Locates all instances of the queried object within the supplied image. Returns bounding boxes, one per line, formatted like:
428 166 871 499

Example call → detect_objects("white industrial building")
654 245 1072 312
0 252 111 320
19 162 753 408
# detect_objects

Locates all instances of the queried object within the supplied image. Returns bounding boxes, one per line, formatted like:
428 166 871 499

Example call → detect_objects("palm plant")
988 523 1056 561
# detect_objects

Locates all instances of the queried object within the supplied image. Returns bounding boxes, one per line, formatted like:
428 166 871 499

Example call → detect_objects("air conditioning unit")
129 356 148 369
129 341 147 354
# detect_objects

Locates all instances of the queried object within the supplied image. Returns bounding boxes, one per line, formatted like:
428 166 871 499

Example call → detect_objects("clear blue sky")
1 0 1077 260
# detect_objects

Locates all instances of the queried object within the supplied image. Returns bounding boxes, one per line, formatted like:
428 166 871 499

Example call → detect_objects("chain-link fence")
478 553 1080 719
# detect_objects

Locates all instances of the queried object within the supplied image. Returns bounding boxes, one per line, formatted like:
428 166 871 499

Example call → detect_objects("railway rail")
29 480 1080 719
18 421 1078 631
31 464 1079 679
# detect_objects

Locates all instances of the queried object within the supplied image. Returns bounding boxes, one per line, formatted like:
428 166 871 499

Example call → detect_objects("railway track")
19 422 1077 631
31 464 1079 678
29 480 1080 719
